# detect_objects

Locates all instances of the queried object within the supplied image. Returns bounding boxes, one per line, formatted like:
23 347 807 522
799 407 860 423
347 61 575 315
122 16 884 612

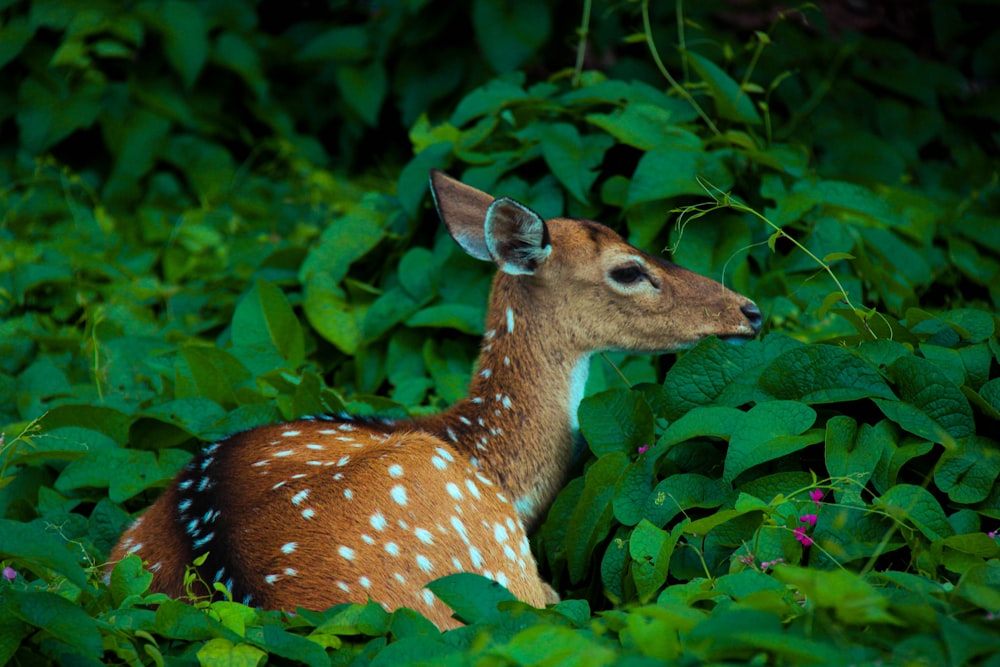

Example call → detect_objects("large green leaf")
471 0 550 73
425 572 518 624
579 388 654 457
723 401 820 485
565 452 629 583
231 279 305 374
686 51 761 124
873 355 975 445
759 344 896 403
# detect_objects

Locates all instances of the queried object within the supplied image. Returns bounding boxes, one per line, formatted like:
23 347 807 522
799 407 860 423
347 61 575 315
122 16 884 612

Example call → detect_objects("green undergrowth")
2 0 1000 665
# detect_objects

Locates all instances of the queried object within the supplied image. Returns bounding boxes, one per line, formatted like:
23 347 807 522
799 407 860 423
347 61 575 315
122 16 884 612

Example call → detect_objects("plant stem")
572 0 592 88
641 0 721 137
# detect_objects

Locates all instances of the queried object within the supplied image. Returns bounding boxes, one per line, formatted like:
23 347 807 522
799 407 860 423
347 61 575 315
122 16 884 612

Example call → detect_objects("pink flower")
637 445 650 454
799 514 817 527
989 529 998 539
794 525 814 547
760 558 784 570
809 488 823 508
2 566 16 581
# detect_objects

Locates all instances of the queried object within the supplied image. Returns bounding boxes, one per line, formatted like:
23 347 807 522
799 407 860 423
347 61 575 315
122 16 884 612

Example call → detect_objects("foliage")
2 0 1000 664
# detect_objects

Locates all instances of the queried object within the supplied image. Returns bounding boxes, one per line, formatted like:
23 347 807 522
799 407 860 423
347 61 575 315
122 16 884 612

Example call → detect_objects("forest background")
2 0 1000 664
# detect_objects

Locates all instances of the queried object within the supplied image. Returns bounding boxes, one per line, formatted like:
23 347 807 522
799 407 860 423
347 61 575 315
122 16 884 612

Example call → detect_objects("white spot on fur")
388 464 403 478
416 555 433 572
391 485 407 505
281 542 297 554
338 546 355 561
506 307 515 333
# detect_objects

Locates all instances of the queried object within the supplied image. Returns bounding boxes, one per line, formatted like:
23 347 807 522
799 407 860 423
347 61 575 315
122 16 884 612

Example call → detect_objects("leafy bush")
2 0 1000 664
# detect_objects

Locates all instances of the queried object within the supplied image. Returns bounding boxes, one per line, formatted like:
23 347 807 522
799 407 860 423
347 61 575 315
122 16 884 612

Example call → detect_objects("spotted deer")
108 170 762 629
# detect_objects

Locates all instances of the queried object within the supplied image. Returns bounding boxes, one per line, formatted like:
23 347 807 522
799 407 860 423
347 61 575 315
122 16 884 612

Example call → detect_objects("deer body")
109 171 761 629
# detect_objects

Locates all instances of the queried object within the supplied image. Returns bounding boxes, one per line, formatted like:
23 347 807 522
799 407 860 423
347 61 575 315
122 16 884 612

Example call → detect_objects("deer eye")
609 265 646 285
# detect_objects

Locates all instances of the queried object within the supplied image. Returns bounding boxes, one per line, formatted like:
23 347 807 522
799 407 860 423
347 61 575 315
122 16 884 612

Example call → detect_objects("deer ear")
429 170 493 261
484 197 552 276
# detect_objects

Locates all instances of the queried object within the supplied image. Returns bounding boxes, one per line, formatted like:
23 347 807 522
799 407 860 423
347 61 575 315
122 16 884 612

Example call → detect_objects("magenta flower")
2 566 16 581
794 525 814 547
637 444 650 454
800 514 817 527
809 488 823 508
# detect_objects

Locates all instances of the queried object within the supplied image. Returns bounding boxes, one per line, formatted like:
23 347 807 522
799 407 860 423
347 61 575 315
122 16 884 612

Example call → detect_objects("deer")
108 170 762 629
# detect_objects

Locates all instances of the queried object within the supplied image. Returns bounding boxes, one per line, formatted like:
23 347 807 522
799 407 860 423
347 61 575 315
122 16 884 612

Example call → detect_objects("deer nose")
741 302 763 333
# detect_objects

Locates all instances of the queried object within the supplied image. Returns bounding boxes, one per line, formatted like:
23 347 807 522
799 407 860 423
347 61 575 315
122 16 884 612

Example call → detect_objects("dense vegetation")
2 0 999 664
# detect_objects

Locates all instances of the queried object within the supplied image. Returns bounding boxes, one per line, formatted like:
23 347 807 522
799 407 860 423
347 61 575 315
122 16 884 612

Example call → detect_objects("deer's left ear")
484 197 552 276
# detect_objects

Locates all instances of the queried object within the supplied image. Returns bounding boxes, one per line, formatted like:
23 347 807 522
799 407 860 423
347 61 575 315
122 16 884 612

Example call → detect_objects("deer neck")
418 276 589 531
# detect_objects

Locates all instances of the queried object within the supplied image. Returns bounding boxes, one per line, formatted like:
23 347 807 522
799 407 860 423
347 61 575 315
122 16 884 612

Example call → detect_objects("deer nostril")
741 302 763 332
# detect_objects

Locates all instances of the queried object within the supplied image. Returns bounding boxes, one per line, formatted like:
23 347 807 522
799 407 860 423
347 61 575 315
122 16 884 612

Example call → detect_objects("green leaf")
196 637 266 667
497 625 615 666
759 344 896 403
934 436 1000 503
55 446 178 501
627 147 729 208
629 520 682 602
154 599 230 641
17 76 105 154
661 336 800 420
425 572 518 624
537 122 611 203
824 417 887 504
5 426 118 465
337 61 388 126
302 274 360 354
0 14 33 69
450 74 528 125
793 179 906 227
297 26 368 62
231 279 305 374
368 635 459 667
7 590 103 659
102 108 172 204
0 519 90 590
876 484 954 542
155 1 209 87
472 0 550 73
643 474 726 527
565 452 629 583
873 355 975 445
251 622 332 666
686 51 762 124
585 103 678 151
406 304 484 335
579 388 654 457
177 345 252 407
299 196 389 285
723 401 819 485
613 455 656 526
771 566 901 625
109 555 153 605
657 406 744 448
